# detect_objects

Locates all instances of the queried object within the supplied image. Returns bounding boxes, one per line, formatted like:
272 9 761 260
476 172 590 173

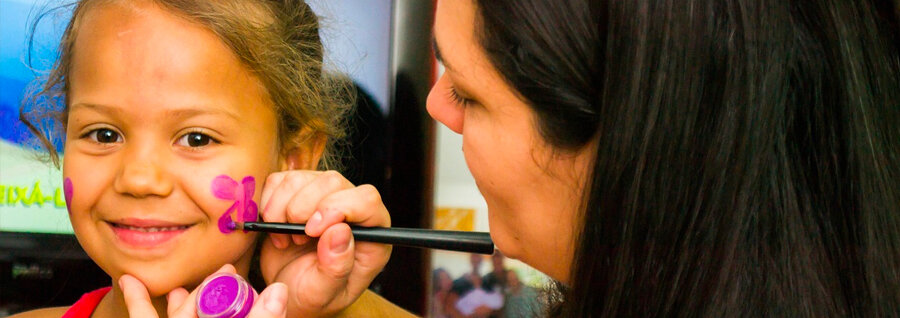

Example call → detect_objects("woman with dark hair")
287 0 900 316
424 0 900 315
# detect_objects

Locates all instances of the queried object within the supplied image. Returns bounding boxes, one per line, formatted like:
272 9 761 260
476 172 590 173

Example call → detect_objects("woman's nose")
113 146 174 198
426 74 464 134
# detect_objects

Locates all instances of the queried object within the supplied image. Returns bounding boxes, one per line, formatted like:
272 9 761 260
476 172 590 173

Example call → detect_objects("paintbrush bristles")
226 221 243 231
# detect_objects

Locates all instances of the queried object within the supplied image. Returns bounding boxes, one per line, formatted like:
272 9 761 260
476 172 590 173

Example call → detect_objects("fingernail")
272 235 287 249
264 283 287 314
330 231 351 254
292 234 303 245
308 211 322 230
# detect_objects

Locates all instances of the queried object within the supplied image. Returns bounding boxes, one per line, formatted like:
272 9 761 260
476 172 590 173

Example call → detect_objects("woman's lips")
107 219 193 248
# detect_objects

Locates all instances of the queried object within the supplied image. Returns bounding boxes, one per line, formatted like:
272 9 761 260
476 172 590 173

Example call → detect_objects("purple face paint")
196 273 255 318
63 178 73 215
212 175 259 234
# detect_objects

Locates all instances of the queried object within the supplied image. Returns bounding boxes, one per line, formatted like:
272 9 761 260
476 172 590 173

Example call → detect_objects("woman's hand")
258 170 392 317
119 264 288 317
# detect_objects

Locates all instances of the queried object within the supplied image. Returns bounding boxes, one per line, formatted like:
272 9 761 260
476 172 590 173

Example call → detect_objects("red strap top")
61 287 111 318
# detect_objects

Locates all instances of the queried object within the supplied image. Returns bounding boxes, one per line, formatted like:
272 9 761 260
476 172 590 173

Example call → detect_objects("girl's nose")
426 74 465 134
113 149 174 198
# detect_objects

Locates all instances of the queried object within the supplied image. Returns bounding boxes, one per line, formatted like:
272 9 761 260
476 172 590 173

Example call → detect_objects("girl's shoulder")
8 306 69 318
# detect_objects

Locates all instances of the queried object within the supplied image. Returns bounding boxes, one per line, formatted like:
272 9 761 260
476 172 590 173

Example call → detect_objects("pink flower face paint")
196 273 255 318
63 178 74 215
212 175 258 234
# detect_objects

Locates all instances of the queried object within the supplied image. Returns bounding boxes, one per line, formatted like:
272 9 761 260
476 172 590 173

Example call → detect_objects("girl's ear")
280 131 327 171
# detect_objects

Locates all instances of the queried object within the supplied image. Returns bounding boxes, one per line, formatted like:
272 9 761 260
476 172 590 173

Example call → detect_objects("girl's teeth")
120 225 187 232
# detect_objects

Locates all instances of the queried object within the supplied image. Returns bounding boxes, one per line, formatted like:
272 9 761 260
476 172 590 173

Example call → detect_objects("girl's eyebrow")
69 102 123 115
69 102 240 121
164 107 241 122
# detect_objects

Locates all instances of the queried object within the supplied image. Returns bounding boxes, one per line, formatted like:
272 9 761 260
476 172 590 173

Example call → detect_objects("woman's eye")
448 86 474 107
176 132 217 148
84 128 122 143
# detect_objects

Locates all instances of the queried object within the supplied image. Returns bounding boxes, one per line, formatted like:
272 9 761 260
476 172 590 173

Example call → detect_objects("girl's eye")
83 128 122 143
176 132 218 148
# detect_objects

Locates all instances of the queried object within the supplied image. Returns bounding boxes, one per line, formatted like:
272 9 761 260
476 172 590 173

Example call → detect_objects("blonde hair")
22 0 350 169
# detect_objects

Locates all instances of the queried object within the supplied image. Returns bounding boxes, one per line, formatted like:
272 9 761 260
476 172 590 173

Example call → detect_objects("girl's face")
428 0 595 283
64 2 282 296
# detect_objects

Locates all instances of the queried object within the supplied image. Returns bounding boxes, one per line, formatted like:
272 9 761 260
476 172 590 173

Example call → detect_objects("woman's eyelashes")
448 85 474 107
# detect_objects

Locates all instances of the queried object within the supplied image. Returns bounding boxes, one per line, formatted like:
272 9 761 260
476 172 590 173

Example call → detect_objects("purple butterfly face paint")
212 175 259 234
64 178 74 215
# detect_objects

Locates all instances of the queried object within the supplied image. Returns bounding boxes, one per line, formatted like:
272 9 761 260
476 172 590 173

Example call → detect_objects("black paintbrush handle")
242 222 495 254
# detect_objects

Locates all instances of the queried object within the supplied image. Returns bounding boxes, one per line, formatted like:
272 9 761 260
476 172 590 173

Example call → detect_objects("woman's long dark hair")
475 0 900 316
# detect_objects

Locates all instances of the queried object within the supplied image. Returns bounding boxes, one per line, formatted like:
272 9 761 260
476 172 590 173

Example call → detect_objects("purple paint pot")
196 273 255 318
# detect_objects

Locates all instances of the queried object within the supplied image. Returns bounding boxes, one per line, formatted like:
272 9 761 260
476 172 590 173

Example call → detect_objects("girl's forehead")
70 2 273 120
76 3 231 74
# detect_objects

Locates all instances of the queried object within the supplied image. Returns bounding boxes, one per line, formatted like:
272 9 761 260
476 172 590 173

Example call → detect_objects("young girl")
14 0 399 317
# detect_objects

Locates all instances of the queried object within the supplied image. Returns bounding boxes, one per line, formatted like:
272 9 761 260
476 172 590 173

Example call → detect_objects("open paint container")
196 273 256 318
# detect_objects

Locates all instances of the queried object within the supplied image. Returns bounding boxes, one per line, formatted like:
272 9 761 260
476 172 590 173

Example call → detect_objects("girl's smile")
106 218 194 249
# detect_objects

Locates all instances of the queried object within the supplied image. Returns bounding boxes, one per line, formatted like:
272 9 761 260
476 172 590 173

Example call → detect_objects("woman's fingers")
283 171 353 244
258 169 393 316
120 274 159 317
280 223 357 314
305 184 391 237
246 282 289 317
295 184 393 301
262 170 356 248
260 171 320 248
259 171 288 213
316 223 356 282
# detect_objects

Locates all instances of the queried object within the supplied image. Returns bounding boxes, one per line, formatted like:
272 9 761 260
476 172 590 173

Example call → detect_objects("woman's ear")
279 131 327 171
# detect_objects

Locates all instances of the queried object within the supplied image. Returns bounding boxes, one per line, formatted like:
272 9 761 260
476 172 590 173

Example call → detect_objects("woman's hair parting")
21 0 351 169
475 0 900 316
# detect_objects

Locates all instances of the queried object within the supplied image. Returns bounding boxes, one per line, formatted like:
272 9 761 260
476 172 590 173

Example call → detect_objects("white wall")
307 0 393 113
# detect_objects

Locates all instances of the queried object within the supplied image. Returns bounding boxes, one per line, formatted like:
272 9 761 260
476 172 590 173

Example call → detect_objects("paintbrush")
233 222 495 254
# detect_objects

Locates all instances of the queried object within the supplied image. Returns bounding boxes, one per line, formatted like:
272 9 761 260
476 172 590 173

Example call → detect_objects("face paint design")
64 178 74 215
212 175 258 234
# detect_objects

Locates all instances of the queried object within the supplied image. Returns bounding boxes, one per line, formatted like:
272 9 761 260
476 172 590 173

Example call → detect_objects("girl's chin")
112 268 206 297
142 278 203 298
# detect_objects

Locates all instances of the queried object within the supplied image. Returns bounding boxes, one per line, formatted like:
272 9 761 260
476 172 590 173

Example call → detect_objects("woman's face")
428 0 595 283
64 2 283 296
